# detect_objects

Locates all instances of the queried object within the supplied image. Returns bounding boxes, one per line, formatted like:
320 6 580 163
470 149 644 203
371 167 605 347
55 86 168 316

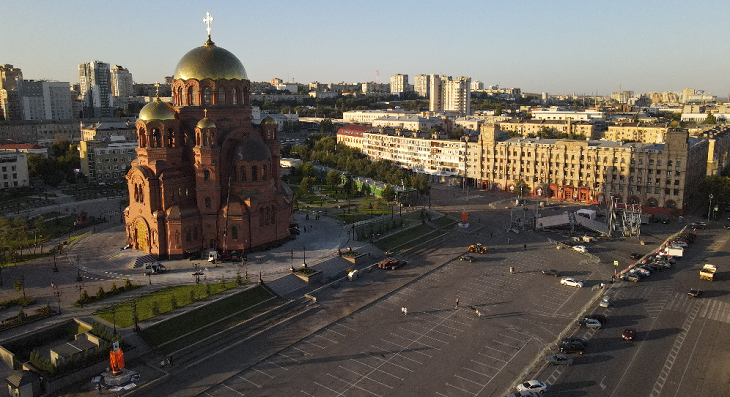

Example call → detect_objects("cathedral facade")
124 29 293 259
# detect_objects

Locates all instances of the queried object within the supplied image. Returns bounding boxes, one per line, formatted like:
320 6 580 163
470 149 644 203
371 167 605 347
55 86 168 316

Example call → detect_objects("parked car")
561 277 584 288
621 274 641 282
599 296 611 308
559 341 586 354
688 288 702 297
629 252 641 259
546 354 573 366
516 380 548 394
459 254 476 262
560 336 588 346
578 318 602 329
691 222 707 229
542 269 561 277
573 245 588 253
622 327 636 341
584 314 608 324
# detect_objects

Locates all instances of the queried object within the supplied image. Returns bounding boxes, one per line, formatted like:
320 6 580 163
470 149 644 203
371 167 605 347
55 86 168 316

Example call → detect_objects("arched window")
139 129 147 147
259 208 265 227
196 132 201 146
187 87 195 106
218 88 226 105
204 170 210 181
252 165 258 181
203 87 212 105
270 205 275 224
152 128 161 147
167 129 175 147
261 165 267 180
240 165 247 181
205 197 211 209
176 87 183 106
185 228 191 242
265 207 270 225
231 226 238 240
232 88 238 105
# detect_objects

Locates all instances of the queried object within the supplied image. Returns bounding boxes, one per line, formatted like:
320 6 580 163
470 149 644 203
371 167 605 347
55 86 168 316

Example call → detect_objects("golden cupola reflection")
138 97 176 121
173 41 248 81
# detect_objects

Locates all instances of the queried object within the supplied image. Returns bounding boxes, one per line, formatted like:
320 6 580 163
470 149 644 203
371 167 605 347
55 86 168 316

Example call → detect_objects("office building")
78 61 114 118
21 80 73 121
0 64 24 121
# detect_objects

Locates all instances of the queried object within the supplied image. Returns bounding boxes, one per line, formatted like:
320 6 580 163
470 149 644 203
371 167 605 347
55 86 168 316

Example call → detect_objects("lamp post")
303 246 306 267
54 291 61 314
708 194 714 224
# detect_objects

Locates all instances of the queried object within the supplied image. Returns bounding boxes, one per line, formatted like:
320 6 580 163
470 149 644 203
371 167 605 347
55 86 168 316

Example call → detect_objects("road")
528 226 730 396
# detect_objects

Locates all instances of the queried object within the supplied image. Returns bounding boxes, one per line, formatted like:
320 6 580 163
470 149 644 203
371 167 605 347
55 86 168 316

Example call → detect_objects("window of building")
203 87 212 105
231 226 238 240
187 87 195 106
667 160 673 167
649 159 654 165
252 166 258 181
240 166 247 181
676 160 681 167
205 197 211 209
636 186 641 192
204 170 210 181
11 166 15 171
218 88 226 105
232 88 238 105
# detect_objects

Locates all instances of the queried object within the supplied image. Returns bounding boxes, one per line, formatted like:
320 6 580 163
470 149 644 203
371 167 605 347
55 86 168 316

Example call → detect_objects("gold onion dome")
139 98 176 121
262 115 277 125
197 117 216 129
173 41 248 81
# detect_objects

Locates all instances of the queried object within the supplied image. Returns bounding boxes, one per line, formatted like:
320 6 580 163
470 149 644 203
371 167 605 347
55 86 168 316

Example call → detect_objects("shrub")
110 283 118 293
235 272 243 286
124 278 132 290
96 286 105 300
189 289 196 303
220 276 226 289
170 296 178 310
34 304 51 316
80 290 90 303
151 300 160 315
16 308 26 322
205 282 211 296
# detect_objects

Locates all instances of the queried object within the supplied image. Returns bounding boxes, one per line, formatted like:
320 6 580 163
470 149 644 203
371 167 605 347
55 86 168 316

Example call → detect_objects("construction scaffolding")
607 199 642 237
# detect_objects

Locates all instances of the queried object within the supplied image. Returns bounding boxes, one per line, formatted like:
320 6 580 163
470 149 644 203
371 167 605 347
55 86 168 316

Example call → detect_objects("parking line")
300 390 316 396
351 359 404 381
326 373 382 397
463 366 491 377
313 381 345 396
291 346 310 355
324 327 346 337
482 345 511 356
454 374 483 386
365 350 414 372
302 340 325 349
338 366 394 389
238 375 262 388
409 323 458 338
445 382 474 394
399 327 449 344
221 383 246 395
278 352 300 363
471 359 502 371
266 359 287 370
313 334 339 344
334 322 356 331
253 367 273 378
390 333 439 352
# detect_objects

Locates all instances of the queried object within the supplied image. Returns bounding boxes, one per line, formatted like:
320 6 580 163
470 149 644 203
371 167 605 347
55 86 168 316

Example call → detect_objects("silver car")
546 354 573 366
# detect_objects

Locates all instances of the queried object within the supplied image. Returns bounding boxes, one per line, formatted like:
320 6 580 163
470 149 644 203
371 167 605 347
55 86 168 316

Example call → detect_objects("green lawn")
374 224 434 252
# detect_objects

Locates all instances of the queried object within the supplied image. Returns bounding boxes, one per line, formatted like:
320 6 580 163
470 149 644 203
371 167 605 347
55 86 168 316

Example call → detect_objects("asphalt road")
527 225 730 396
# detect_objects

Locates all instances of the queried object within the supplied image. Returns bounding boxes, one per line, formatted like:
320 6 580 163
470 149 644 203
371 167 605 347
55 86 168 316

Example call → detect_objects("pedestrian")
455 298 459 309
490 232 493 238
168 354 173 367
403 307 408 315
475 309 481 317
96 382 102 395
524 243 527 251
51 282 55 289
507 238 510 244
401 307 405 315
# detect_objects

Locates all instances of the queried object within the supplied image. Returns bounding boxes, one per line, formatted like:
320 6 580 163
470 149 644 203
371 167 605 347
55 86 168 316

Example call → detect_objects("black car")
629 252 641 259
560 336 588 346
584 314 608 324
559 342 586 354
542 269 561 277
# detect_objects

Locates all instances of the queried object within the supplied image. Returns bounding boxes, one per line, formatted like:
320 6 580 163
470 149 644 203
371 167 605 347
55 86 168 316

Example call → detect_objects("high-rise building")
110 65 134 98
78 61 114 118
0 64 24 121
21 80 73 120
414 74 430 98
390 74 408 95
682 88 696 104
471 80 484 91
429 75 471 115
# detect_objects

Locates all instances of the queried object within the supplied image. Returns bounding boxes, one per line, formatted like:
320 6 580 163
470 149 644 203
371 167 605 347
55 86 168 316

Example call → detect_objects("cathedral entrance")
135 221 149 252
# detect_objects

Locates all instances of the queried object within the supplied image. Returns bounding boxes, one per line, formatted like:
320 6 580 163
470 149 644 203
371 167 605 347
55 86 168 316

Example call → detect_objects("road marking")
350 359 404 380
326 373 381 397
237 375 261 388
313 381 345 396
266 359 287 370
337 366 393 389
253 367 273 378
221 383 246 394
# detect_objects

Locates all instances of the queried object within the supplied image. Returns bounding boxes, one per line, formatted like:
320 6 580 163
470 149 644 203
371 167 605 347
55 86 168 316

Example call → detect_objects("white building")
470 80 484 91
371 115 445 131
21 80 73 121
342 109 416 123
110 65 134 98
0 151 29 189
444 77 471 115
532 109 605 121
78 61 113 118
362 82 390 94
414 74 430 98
390 74 408 95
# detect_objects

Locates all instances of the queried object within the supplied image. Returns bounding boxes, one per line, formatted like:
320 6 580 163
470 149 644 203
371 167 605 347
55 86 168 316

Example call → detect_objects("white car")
561 277 584 288
516 380 548 394
573 245 588 253
578 318 602 328
599 296 611 308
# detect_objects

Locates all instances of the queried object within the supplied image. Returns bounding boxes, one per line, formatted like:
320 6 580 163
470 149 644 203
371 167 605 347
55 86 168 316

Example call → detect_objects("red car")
622 327 636 341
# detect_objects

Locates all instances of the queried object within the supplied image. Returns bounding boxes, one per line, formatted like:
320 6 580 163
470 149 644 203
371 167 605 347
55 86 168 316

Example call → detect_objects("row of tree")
27 140 81 186
0 216 45 264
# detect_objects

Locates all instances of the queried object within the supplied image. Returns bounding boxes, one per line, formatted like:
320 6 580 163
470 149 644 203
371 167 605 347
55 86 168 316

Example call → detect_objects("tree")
298 162 315 178
319 118 335 134
326 170 341 191
513 179 529 197
703 112 717 124
299 177 314 194
382 184 396 202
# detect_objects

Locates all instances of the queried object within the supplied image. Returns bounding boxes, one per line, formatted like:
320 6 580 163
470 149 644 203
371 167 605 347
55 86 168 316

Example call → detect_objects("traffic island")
291 265 323 285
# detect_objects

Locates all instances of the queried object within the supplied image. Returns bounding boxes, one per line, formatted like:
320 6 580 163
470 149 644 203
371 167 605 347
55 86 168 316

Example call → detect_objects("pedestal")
458 222 470 228
103 368 134 386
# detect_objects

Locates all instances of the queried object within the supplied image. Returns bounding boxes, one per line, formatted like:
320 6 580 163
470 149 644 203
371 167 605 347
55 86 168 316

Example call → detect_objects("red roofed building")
336 124 373 150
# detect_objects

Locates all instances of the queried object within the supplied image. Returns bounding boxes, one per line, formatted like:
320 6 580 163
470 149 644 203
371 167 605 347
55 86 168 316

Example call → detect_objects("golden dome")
196 118 216 129
262 115 278 125
139 98 176 121
173 41 248 81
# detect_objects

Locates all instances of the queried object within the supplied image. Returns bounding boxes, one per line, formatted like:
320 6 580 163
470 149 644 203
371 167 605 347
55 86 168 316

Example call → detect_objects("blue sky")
2 0 729 98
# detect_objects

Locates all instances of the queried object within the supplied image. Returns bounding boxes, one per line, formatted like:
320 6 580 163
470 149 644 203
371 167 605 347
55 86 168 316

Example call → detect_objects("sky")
2 0 729 98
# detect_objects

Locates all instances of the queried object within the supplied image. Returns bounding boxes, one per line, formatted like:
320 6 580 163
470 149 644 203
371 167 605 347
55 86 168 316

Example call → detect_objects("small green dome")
139 98 175 121
196 118 216 129
262 115 278 125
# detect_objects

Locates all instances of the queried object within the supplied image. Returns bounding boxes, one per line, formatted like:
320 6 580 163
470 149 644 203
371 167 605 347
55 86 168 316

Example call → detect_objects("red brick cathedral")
124 19 293 259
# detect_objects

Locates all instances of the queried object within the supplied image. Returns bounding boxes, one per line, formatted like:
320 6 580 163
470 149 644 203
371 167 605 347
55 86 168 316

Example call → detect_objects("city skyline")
2 0 729 98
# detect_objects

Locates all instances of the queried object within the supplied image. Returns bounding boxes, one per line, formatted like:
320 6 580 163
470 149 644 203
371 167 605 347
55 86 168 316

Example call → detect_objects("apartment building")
79 138 137 183
0 120 79 143
81 121 136 141
362 82 390 94
336 125 373 151
110 65 134 98
0 64 24 121
413 74 429 98
498 119 597 139
605 123 669 143
78 61 114 118
390 74 408 95
429 75 471 115
342 109 416 124
532 109 604 121
0 152 29 189
371 115 445 131
338 123 708 214
21 80 73 121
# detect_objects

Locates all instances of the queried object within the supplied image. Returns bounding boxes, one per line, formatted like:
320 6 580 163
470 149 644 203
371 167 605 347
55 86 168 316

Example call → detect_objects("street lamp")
708 194 714 224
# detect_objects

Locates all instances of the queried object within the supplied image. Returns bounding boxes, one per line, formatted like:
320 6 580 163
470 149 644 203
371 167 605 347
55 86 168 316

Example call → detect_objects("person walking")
524 243 527 251
401 307 405 315
475 309 482 317
168 354 173 367
96 383 102 395
455 298 459 309
403 307 408 315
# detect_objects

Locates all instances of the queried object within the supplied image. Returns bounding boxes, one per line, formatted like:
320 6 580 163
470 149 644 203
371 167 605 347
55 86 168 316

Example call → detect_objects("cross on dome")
204 12 214 39
204 108 208 118
154 82 160 97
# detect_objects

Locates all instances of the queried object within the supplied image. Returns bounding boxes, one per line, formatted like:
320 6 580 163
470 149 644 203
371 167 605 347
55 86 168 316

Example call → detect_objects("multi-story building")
611 91 634 104
78 61 113 118
605 122 669 143
532 109 604 121
0 120 79 143
0 143 48 157
339 123 707 214
429 75 471 115
371 115 445 131
429 75 446 112
390 74 408 95
0 151 29 189
110 65 134 98
471 80 484 91
682 88 696 103
342 109 416 124
498 119 598 139
0 64 24 121
21 80 73 121
413 74 429 98
336 125 372 151
81 121 136 141
79 138 138 183
361 82 390 94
